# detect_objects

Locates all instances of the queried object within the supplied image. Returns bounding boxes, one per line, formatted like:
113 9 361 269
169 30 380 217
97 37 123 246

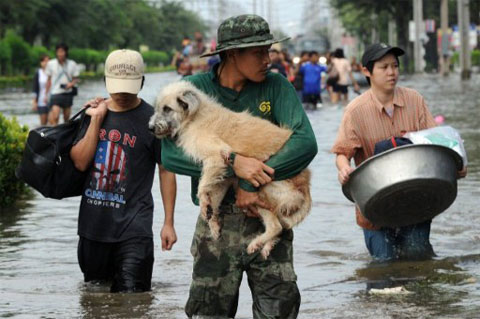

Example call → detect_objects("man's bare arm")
159 165 177 251
70 101 107 171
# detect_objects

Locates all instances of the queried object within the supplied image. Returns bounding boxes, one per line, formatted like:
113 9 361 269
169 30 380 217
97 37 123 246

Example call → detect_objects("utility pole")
440 0 449 76
371 13 378 43
253 0 256 14
457 0 471 79
388 20 397 46
217 0 225 26
267 0 272 24
413 0 424 73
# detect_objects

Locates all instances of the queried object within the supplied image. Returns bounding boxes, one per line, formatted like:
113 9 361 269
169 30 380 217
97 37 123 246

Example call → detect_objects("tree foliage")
0 0 208 52
330 0 480 48
329 0 480 71
3 31 32 75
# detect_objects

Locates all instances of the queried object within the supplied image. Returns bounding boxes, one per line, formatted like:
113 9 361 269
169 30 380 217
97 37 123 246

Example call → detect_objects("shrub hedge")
0 114 29 208
0 31 172 77
451 49 480 67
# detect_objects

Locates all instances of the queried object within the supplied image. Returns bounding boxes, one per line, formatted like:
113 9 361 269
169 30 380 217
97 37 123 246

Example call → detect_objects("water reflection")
79 283 155 319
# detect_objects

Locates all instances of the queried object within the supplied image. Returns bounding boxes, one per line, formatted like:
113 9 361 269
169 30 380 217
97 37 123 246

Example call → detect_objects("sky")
179 0 310 37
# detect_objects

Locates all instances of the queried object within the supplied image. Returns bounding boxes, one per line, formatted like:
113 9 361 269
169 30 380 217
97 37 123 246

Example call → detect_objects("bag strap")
68 105 93 155
52 60 74 89
70 104 91 122
52 65 67 89
63 60 73 83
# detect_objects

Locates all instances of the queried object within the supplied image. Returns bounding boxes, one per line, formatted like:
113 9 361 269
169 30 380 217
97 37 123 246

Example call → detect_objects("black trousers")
77 236 154 293
302 93 322 104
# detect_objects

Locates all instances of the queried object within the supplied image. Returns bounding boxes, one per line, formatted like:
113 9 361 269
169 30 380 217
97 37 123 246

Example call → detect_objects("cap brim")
200 37 290 57
370 47 405 62
105 77 142 94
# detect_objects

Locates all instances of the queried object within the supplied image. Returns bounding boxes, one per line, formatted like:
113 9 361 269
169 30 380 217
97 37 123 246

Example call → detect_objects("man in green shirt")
161 15 317 318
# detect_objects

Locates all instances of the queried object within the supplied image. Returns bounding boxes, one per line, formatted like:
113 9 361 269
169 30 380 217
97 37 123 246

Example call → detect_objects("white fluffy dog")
149 81 311 258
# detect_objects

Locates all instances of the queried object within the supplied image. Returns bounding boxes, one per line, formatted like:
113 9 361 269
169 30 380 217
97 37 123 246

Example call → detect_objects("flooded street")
1 72 479 318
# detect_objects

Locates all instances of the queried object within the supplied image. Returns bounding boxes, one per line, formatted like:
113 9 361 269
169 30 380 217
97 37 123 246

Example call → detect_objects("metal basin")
342 144 463 228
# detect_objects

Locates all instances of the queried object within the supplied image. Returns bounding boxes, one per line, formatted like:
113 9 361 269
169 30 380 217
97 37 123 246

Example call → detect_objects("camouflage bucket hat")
200 14 289 57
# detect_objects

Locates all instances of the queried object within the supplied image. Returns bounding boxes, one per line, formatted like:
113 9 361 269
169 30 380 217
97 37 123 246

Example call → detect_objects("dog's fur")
150 81 311 258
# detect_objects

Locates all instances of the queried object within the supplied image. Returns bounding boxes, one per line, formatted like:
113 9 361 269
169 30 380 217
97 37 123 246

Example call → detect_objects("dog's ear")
177 90 199 113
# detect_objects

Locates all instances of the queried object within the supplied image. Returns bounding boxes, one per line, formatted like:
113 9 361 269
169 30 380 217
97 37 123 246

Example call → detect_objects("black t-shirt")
75 100 162 242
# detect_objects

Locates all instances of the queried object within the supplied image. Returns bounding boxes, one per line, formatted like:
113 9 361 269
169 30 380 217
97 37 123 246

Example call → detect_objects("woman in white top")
331 48 359 104
32 55 50 125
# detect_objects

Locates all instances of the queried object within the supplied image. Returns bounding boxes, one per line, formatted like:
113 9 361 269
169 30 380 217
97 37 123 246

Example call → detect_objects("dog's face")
149 81 200 139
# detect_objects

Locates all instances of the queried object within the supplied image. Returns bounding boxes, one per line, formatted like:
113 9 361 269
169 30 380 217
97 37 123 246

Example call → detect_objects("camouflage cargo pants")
185 205 300 319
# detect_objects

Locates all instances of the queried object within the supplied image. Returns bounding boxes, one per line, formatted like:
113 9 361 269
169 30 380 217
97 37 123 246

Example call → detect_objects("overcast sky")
180 0 308 37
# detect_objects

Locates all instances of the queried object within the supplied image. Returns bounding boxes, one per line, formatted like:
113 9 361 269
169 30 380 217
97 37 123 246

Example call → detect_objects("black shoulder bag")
15 106 91 199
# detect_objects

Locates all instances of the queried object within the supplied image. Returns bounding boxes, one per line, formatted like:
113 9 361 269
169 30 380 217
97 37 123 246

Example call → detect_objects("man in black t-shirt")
70 49 177 292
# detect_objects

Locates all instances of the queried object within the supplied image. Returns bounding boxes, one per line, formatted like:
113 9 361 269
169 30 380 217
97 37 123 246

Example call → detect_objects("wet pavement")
0 72 479 318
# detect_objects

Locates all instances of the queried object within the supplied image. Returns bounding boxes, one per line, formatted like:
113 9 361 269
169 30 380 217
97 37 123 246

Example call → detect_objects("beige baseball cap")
104 49 144 94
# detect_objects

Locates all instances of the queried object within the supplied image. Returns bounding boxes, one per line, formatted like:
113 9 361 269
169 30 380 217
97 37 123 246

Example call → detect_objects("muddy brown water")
1 72 479 318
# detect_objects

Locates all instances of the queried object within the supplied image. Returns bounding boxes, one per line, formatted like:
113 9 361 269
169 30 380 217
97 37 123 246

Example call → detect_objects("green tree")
1 0 207 52
330 0 413 70
155 1 208 51
330 0 480 72
3 31 32 75
0 40 12 75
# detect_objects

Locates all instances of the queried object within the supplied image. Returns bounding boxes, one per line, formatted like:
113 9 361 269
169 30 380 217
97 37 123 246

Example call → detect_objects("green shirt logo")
259 101 271 115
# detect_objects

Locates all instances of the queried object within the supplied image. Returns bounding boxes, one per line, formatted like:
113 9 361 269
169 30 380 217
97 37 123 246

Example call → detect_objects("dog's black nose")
148 125 155 134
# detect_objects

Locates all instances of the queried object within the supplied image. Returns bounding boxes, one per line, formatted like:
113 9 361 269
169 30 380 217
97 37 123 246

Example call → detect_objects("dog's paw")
260 243 274 259
247 239 263 255
260 247 271 259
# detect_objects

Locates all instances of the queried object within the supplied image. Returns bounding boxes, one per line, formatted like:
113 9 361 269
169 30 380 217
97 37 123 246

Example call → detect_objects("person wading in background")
32 54 50 126
44 43 79 125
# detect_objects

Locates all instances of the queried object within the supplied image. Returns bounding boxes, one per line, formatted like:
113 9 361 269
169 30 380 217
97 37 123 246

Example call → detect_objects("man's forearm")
70 116 102 171
159 165 177 225
265 132 318 181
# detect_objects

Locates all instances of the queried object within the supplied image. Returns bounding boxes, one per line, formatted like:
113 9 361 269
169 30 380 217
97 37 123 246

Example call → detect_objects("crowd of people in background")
32 35 364 128
172 32 219 77
173 32 365 111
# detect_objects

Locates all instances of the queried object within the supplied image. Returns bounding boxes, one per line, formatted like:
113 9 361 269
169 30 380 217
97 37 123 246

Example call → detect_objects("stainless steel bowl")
342 144 463 227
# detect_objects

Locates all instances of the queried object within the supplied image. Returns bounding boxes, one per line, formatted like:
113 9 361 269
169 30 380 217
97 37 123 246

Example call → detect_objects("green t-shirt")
161 65 318 205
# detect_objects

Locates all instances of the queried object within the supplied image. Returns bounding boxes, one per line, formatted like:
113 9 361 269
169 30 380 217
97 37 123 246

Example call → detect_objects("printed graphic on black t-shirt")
84 139 129 208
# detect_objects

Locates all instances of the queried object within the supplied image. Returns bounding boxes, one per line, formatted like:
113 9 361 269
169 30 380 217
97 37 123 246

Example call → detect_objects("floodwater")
0 72 479 318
